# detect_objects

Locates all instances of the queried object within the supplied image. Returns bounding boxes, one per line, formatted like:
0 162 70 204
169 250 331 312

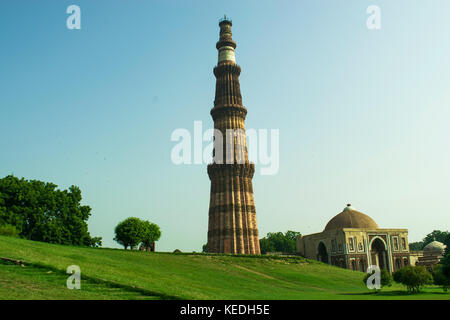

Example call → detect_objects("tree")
408 241 424 251
202 243 208 253
393 266 433 293
140 220 161 251
432 264 450 292
441 252 450 278
423 230 449 248
114 217 145 250
285 231 302 242
362 268 392 292
259 237 276 254
0 175 101 246
408 230 449 251
259 231 301 254
444 234 450 256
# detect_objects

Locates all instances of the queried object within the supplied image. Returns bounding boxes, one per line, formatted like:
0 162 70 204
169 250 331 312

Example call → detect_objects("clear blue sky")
1 1 449 251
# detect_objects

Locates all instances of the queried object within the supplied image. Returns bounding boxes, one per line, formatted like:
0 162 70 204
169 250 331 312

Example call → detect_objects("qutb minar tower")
207 17 261 254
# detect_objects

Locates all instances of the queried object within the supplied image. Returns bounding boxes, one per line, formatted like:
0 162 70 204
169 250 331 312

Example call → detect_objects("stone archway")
317 242 328 264
395 258 402 271
370 238 389 271
359 259 366 272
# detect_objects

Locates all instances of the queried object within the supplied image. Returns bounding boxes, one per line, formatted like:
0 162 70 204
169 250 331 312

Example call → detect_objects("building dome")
324 204 379 231
424 241 446 253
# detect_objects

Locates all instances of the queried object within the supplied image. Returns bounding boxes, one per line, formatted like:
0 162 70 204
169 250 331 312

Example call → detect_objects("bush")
0 224 20 237
432 265 450 292
393 266 433 293
363 268 392 291
441 253 450 278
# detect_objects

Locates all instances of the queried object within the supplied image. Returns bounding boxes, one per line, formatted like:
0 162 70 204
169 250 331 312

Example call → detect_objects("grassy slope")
0 236 448 300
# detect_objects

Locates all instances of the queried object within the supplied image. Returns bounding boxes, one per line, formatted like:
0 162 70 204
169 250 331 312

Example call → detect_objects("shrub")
432 264 450 292
0 224 20 237
393 266 433 293
363 268 392 291
441 253 450 277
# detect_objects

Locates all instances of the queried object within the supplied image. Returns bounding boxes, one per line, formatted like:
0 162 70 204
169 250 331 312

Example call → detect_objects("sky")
1 0 449 251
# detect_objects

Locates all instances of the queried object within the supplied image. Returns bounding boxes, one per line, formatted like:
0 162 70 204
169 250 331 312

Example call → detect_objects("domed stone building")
415 240 447 270
296 204 410 273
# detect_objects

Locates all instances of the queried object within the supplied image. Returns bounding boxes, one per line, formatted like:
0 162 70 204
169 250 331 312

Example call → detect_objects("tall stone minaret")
207 17 261 254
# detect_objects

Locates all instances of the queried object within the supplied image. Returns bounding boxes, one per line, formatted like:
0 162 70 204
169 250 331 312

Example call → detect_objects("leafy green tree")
393 266 433 293
140 220 161 251
259 231 301 254
86 236 103 248
408 231 449 251
423 230 449 248
408 241 424 251
363 269 392 292
259 237 276 254
114 217 145 249
202 243 208 253
285 231 302 242
0 175 101 246
432 264 450 292
444 234 450 256
441 253 450 278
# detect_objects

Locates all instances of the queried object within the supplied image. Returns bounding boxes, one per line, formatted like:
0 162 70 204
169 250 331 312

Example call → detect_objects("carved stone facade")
207 18 261 254
297 205 410 273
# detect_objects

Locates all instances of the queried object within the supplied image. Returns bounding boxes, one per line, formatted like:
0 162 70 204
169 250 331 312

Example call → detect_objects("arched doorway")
395 258 402 271
370 238 389 271
317 242 328 264
403 258 409 266
359 259 366 272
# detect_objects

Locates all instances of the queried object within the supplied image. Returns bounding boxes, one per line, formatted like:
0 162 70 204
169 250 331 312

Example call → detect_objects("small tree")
441 253 450 277
432 264 450 292
393 266 433 293
363 268 392 292
444 235 450 256
140 220 161 251
202 243 208 253
114 217 145 250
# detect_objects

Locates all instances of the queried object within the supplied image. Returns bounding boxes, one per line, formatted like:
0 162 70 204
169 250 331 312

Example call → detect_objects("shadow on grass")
340 290 448 297
0 258 180 300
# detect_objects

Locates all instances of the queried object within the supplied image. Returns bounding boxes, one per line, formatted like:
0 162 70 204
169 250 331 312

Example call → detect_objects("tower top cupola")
216 15 237 64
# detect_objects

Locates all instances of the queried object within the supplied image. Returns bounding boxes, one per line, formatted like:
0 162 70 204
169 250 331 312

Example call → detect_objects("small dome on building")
324 204 379 231
424 241 446 253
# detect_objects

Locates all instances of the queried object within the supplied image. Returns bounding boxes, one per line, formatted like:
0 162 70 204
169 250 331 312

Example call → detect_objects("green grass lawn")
0 236 448 300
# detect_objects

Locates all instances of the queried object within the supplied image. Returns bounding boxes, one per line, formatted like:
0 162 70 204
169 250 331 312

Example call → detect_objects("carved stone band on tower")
207 18 261 254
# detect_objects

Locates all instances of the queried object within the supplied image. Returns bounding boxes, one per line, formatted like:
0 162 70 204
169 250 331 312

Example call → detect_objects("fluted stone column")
207 18 261 255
